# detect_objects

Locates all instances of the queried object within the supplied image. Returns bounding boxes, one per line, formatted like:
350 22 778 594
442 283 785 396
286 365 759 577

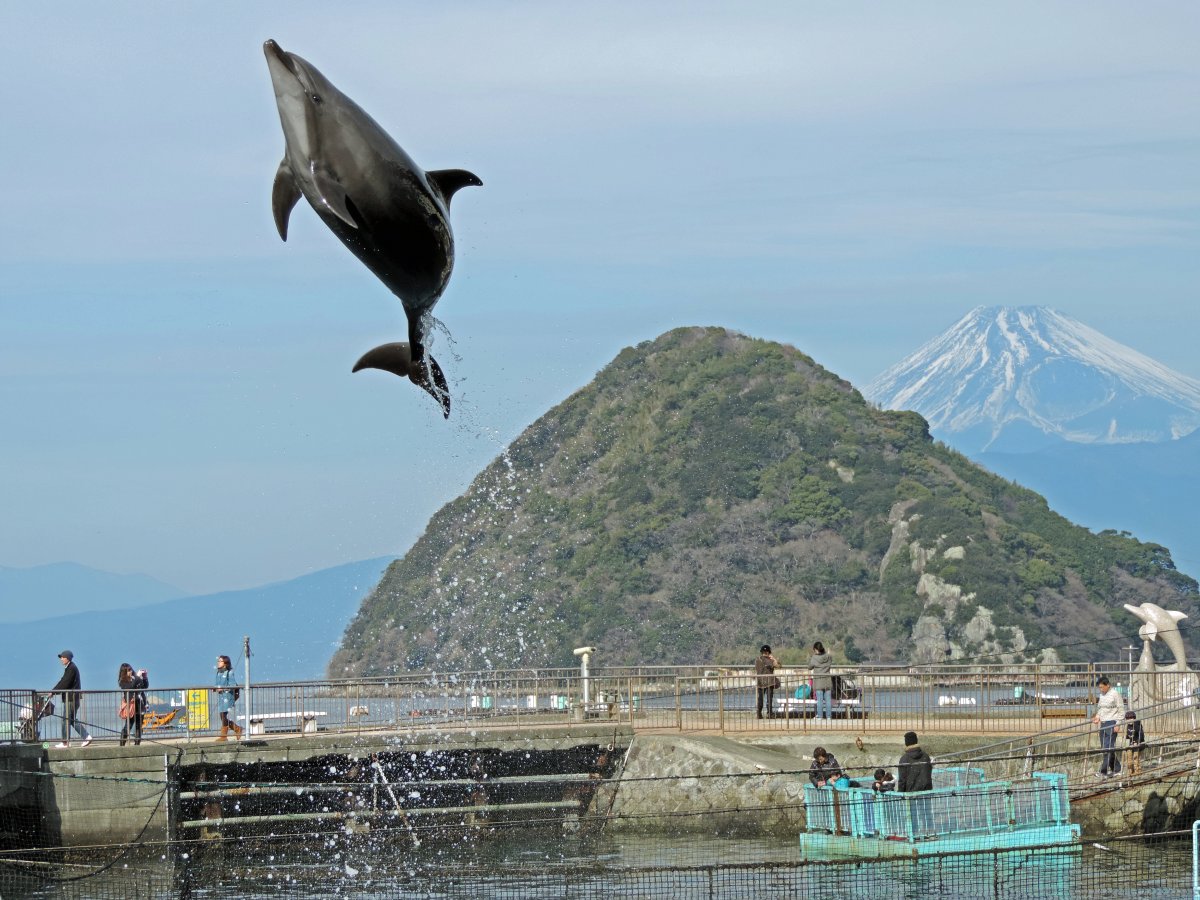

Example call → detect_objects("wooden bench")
1039 706 1089 719
236 711 327 735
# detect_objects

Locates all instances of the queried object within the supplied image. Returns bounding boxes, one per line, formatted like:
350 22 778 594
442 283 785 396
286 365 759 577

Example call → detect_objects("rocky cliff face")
330 327 1197 675
908 535 1046 665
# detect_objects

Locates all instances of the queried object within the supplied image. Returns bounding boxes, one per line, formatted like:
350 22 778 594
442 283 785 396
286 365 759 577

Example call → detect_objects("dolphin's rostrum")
263 39 480 417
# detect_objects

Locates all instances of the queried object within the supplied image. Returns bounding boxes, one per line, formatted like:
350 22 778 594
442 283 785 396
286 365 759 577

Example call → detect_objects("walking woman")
117 663 148 746
213 654 244 741
810 641 834 721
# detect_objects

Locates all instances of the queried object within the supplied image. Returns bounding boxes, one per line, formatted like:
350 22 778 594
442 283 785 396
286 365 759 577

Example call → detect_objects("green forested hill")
329 328 1197 674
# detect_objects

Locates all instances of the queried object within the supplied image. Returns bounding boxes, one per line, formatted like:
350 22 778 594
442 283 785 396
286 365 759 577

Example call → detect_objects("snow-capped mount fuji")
864 306 1200 453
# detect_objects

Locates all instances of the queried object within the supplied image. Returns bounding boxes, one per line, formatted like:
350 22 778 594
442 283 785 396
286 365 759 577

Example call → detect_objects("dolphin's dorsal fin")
309 162 358 230
272 159 301 241
1170 611 1189 622
426 169 483 208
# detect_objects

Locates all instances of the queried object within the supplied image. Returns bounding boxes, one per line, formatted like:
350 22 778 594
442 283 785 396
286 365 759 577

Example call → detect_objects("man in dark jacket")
51 650 91 748
754 645 781 719
897 731 934 838
897 731 933 791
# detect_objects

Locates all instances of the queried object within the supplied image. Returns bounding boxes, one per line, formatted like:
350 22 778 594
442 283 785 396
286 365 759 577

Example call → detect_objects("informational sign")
186 689 210 731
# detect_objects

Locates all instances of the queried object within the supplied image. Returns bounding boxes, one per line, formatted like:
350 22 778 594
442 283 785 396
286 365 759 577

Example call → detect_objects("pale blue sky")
2 3 1197 594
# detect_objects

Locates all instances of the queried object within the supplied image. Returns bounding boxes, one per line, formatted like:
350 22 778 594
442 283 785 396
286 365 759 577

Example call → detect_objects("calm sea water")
66 830 1184 899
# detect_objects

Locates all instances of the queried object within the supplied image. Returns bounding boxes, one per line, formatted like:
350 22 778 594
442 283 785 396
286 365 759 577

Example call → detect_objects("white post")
573 647 595 706
243 635 252 733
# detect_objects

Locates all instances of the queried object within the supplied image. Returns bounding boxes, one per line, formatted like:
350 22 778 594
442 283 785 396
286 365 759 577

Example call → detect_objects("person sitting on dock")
809 746 844 788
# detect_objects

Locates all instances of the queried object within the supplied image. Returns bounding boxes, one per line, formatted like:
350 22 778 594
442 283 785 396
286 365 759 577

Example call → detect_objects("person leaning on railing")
1123 710 1145 776
1093 675 1126 779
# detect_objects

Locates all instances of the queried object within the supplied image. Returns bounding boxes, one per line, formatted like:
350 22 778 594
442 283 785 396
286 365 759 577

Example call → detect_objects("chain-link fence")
1 761 1194 898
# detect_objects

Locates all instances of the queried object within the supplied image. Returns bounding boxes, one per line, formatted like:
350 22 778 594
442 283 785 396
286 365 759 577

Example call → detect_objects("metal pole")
718 673 725 734
244 635 252 735
1193 818 1200 899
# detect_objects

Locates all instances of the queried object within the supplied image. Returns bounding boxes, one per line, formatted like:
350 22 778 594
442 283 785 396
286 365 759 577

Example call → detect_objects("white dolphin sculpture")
1123 602 1189 671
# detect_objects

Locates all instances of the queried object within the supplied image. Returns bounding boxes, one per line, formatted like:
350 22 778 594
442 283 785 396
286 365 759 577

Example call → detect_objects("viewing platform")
799 767 1079 859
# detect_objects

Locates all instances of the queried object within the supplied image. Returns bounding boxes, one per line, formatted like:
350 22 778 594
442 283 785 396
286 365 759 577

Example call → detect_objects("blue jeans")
909 794 934 838
815 689 832 719
60 698 89 742
1099 720 1121 774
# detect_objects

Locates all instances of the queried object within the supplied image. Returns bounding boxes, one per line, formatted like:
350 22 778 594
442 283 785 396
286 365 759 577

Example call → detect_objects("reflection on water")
164 831 1190 899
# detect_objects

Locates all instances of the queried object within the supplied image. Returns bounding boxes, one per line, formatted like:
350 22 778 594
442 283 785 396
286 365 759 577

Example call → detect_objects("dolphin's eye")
310 93 322 104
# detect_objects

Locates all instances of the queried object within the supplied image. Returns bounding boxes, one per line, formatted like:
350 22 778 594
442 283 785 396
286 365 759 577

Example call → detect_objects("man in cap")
50 650 91 748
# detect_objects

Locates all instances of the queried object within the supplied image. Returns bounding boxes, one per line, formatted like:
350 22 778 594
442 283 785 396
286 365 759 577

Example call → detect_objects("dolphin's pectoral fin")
309 164 358 230
272 160 302 241
351 343 452 418
426 169 483 208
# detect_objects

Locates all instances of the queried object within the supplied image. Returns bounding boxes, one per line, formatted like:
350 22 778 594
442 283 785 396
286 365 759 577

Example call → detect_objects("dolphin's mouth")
263 40 301 80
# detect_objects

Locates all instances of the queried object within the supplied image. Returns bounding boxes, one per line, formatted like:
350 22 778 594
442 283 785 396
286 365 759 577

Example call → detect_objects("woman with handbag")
117 663 148 746
213 654 243 741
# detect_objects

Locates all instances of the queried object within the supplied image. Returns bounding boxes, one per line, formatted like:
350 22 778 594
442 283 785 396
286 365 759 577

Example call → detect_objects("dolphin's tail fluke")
352 342 451 418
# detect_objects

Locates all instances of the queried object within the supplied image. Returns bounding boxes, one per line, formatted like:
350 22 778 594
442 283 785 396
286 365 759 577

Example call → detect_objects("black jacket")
52 661 81 697
120 672 149 706
1125 719 1145 748
897 745 933 792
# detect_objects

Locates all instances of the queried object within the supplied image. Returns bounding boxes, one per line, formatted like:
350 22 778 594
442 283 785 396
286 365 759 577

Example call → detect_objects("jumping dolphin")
263 39 481 417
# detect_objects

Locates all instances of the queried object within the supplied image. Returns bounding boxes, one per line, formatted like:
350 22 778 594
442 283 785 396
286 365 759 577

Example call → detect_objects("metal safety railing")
803 771 1071 842
940 689 1200 788
1 660 1196 744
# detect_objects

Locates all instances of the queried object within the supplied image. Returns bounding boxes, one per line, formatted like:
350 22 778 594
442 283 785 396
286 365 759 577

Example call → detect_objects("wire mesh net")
0 762 1195 899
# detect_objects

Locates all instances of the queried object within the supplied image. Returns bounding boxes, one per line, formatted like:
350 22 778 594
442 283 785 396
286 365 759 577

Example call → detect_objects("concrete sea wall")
603 733 987 835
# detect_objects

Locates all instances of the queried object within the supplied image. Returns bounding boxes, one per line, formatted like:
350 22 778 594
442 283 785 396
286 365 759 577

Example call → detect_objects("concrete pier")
5 722 1200 848
1 722 632 848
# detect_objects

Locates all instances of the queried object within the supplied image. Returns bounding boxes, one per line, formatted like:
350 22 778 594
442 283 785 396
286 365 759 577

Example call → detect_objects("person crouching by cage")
117 663 148 746
1124 710 1145 776
213 654 243 741
809 746 844 788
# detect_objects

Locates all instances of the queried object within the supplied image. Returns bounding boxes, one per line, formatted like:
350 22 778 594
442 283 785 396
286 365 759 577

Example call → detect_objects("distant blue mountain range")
978 430 1200 579
0 557 394 691
0 562 185 623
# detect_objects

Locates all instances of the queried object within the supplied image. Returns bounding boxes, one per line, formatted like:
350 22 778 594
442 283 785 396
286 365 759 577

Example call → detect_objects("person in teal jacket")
213 654 243 741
